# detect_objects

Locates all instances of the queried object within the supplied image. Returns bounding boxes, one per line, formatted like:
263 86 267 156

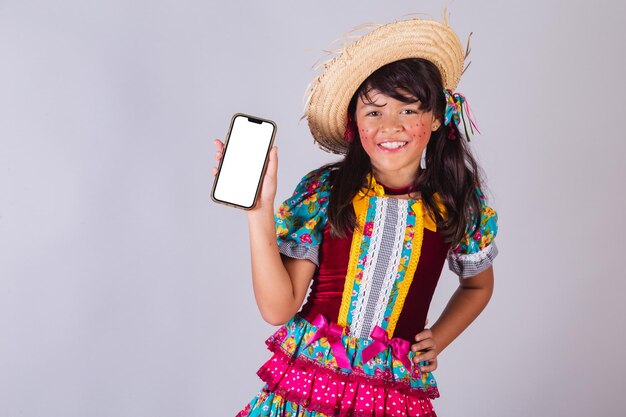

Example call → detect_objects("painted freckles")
354 89 439 186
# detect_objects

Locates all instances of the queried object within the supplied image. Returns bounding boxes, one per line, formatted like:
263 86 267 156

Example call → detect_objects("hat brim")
306 19 465 154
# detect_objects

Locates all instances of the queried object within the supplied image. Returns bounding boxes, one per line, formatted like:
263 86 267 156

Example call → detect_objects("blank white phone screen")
213 116 274 208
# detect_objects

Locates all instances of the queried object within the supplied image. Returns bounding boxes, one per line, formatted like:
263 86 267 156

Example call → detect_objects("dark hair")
314 58 483 246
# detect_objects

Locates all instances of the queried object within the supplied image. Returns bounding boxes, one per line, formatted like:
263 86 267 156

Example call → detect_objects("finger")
212 167 218 177
413 350 437 363
214 140 224 161
411 339 436 353
265 146 278 179
413 351 430 366
414 329 432 342
419 358 438 373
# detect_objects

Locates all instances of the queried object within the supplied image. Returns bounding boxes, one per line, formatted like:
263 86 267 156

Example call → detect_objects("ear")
431 115 442 131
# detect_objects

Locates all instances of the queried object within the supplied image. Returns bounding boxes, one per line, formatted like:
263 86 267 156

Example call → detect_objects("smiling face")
355 88 440 188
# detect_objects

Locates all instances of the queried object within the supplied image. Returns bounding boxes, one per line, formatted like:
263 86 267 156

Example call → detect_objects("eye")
402 109 419 115
366 111 381 117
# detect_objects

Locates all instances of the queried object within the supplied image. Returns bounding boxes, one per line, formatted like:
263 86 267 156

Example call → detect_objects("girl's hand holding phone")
212 138 278 213
211 113 277 210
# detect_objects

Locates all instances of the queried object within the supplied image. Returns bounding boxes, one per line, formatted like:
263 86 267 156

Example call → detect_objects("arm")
247 206 316 326
246 147 317 325
412 189 498 372
430 266 494 353
213 140 316 326
412 266 494 372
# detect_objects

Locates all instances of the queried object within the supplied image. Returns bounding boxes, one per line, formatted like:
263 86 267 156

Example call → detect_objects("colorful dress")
237 168 498 417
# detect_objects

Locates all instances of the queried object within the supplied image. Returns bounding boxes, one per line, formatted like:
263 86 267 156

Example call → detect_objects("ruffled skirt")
236 315 438 417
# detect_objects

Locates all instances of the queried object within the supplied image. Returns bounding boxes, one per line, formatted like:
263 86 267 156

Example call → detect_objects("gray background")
1 0 625 416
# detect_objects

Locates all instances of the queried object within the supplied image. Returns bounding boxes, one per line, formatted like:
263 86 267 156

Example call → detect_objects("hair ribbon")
443 89 480 141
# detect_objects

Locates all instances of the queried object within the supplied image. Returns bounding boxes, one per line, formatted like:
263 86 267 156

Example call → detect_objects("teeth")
379 141 408 149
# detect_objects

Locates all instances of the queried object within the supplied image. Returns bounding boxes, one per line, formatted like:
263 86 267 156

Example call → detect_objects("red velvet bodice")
299 224 450 341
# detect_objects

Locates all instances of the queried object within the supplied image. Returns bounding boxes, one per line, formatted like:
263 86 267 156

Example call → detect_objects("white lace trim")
369 200 407 333
350 198 386 338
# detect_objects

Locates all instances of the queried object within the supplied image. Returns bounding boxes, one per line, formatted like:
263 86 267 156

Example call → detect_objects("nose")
381 115 402 134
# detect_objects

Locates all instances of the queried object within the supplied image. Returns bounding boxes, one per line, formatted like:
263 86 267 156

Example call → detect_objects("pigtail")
417 123 483 245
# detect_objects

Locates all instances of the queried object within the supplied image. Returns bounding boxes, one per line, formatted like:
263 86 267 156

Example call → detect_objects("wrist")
247 204 275 228
429 325 449 355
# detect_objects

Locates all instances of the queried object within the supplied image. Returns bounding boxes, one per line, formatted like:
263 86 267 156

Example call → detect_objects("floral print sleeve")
447 187 499 278
275 168 332 266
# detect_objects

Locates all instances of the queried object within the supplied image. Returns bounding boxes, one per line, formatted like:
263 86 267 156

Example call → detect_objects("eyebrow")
361 101 420 108
362 102 387 108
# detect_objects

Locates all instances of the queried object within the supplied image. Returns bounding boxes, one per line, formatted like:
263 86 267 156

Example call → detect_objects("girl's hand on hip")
411 325 439 373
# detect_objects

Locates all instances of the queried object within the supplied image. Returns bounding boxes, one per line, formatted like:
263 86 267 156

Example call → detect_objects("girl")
214 17 498 417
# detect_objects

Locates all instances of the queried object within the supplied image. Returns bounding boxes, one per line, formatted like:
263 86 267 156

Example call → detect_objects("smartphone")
211 113 277 210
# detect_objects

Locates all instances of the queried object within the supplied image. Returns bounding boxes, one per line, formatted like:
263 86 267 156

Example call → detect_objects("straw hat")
305 17 467 154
